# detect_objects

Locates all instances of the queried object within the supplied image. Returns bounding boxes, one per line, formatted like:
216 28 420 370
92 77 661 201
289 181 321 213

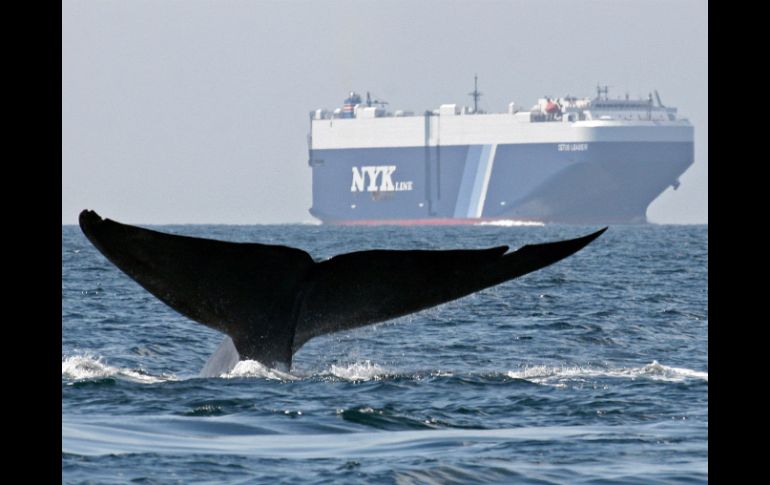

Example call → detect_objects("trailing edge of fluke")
79 210 606 372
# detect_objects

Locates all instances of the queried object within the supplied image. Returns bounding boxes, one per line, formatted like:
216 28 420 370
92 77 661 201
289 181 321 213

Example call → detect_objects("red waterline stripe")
329 218 540 226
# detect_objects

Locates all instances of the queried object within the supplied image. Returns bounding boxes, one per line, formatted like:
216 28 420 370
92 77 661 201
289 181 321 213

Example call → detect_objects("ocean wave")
475 220 545 227
506 360 707 385
63 353 707 387
61 354 176 384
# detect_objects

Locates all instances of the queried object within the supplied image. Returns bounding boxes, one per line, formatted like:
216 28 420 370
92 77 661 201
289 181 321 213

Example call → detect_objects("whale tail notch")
79 210 606 370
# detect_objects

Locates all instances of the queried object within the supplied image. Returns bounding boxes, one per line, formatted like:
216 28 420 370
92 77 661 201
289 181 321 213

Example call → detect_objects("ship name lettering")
558 143 588 152
351 166 413 192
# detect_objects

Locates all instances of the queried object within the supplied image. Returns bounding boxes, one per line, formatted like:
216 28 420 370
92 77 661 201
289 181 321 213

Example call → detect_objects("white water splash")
222 360 298 381
326 360 390 381
217 359 390 382
475 220 545 227
61 355 175 384
507 360 707 385
633 361 708 381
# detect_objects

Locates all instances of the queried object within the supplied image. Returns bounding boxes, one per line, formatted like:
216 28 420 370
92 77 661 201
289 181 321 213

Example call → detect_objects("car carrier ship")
307 79 693 225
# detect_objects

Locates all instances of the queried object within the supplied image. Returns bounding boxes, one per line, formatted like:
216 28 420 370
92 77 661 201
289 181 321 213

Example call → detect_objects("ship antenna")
469 74 483 113
654 89 665 108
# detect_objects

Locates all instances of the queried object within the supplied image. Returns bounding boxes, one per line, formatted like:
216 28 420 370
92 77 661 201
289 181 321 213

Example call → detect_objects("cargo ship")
307 79 693 225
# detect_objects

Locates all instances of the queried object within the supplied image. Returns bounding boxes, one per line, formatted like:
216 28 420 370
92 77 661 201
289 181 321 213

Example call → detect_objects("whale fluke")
79 210 606 371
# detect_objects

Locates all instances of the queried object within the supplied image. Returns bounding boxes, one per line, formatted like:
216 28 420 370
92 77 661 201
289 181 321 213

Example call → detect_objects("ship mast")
469 74 483 113
596 84 609 100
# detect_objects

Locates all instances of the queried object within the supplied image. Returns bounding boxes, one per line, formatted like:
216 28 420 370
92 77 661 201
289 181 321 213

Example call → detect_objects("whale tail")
79 210 606 370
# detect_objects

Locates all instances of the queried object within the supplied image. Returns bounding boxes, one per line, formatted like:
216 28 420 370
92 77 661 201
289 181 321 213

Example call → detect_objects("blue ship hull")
309 141 693 224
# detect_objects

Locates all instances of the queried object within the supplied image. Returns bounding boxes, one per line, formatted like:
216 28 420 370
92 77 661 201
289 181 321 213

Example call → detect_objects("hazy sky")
62 0 707 224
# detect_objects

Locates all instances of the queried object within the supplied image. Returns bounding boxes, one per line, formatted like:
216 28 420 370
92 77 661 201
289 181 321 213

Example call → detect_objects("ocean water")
62 223 708 484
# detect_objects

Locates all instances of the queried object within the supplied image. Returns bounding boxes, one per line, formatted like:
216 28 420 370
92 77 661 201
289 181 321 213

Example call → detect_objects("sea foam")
475 220 545 227
507 360 707 385
62 354 175 384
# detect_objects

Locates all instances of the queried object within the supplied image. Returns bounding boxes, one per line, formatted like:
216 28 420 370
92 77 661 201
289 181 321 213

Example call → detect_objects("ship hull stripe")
454 145 482 217
453 144 497 218
473 144 497 218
